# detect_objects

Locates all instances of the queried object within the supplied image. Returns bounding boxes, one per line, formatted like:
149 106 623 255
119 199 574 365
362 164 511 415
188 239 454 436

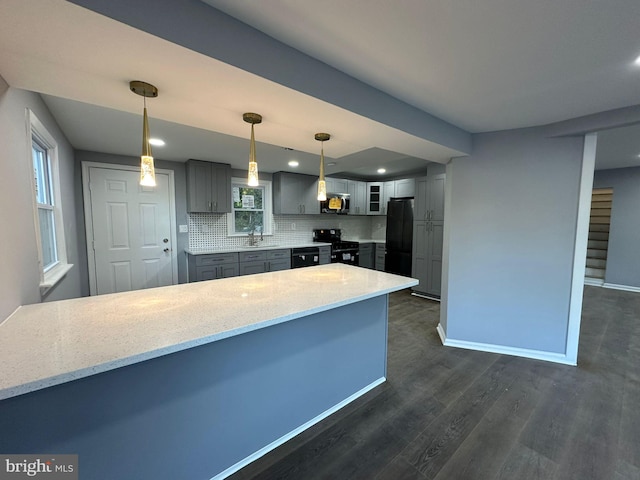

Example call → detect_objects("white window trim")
27 109 73 295
227 177 273 237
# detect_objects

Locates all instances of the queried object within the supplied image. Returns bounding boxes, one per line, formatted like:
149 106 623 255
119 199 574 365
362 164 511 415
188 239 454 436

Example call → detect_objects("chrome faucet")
247 224 263 246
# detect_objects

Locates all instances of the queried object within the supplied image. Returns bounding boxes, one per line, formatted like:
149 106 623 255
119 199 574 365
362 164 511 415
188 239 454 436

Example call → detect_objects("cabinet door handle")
208 201 212 211
213 201 217 212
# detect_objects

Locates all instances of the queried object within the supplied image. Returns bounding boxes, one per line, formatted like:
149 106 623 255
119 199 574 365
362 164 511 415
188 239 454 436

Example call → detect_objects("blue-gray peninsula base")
0 264 416 480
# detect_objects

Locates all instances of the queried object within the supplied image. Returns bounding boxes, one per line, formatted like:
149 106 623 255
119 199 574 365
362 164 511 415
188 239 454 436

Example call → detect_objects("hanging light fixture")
243 112 262 186
315 133 330 201
130 81 159 187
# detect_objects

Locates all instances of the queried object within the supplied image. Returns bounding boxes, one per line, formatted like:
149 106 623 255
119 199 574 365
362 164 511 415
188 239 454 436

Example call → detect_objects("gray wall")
593 166 640 288
443 126 584 354
75 151 189 289
0 84 83 320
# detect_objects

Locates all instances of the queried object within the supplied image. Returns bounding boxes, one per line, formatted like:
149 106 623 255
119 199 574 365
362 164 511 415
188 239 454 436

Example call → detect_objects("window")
228 178 272 236
28 110 72 293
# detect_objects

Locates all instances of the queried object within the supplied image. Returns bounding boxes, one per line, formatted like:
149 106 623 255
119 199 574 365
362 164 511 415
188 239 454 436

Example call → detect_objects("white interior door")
86 165 176 295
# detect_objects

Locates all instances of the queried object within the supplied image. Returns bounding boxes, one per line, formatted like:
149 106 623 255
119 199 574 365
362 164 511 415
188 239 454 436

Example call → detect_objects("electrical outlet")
179 224 188 233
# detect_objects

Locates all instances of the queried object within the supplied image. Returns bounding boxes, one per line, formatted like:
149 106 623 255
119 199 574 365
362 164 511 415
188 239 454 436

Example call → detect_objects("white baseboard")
436 323 446 345
411 292 441 302
210 377 386 480
435 324 575 366
603 283 640 293
584 277 604 286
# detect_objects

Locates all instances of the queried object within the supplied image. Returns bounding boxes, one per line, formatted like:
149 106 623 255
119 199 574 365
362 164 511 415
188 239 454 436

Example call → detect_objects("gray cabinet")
266 249 292 272
348 180 367 215
188 252 239 282
382 181 395 215
318 245 331 265
326 177 348 193
412 173 445 297
375 243 385 271
394 178 416 198
380 179 417 215
239 249 291 275
273 172 318 215
358 243 375 269
186 159 231 213
366 182 384 215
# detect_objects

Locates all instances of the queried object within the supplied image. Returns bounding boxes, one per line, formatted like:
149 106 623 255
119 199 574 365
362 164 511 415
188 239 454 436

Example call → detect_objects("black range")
312 229 359 266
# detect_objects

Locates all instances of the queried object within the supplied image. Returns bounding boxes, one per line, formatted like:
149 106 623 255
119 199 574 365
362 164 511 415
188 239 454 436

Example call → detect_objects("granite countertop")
185 242 332 255
0 264 416 400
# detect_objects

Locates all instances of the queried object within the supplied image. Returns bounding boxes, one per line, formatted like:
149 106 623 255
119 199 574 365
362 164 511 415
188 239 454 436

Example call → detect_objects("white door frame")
565 133 597 365
82 161 179 295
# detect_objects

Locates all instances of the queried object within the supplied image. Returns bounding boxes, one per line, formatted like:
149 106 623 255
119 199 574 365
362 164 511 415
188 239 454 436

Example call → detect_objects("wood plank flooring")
228 286 640 480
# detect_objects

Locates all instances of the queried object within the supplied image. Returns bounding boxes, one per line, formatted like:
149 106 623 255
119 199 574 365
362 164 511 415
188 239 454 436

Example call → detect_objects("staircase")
585 188 612 284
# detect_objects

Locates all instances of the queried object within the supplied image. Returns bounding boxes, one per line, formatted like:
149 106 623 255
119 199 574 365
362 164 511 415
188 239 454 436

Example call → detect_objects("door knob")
163 238 169 243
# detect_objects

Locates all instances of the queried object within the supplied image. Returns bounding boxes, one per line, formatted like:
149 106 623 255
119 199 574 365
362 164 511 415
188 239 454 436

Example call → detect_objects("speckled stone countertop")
185 242 331 255
0 264 416 401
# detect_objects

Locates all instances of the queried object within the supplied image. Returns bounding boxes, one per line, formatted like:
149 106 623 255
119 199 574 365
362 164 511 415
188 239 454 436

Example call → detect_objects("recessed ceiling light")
288 160 299 167
149 138 165 146
634 55 640 66
377 168 386 174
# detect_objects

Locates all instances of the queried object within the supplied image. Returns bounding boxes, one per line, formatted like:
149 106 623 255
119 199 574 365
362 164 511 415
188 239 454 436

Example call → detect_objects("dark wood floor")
229 286 640 480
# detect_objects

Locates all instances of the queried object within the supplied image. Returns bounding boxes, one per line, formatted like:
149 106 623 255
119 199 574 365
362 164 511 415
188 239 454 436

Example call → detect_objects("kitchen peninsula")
0 264 416 480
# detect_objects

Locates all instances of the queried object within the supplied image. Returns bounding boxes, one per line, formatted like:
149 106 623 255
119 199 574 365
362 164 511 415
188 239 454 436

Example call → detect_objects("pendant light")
130 81 158 187
243 112 262 186
315 133 330 201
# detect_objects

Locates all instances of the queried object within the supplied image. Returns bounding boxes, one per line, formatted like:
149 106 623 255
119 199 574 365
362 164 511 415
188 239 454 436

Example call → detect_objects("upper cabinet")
383 181 395 215
414 174 444 221
326 177 349 194
394 178 416 198
273 172 318 215
366 182 384 215
367 178 417 215
348 180 367 215
186 159 232 213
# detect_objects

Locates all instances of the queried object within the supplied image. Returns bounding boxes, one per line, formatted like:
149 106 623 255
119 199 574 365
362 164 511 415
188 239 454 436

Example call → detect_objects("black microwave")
320 193 350 214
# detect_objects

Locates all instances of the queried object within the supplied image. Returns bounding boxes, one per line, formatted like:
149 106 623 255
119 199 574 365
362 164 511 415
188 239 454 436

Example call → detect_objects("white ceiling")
205 0 640 132
1 0 640 175
596 124 640 170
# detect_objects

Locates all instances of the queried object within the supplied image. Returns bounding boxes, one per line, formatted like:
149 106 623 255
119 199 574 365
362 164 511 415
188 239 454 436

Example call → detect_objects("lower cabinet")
375 243 385 271
411 220 443 297
358 243 375 269
188 248 294 282
188 252 239 282
239 249 291 276
318 246 331 265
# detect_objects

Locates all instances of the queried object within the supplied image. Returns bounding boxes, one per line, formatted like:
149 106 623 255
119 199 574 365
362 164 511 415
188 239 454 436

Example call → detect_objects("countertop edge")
0 274 416 401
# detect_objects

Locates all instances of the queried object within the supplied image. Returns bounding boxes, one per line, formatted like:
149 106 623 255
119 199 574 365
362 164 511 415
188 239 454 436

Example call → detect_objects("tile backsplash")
188 213 386 250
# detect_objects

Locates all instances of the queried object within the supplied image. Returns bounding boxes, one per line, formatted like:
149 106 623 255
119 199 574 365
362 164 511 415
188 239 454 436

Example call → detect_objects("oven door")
292 247 320 268
332 249 359 265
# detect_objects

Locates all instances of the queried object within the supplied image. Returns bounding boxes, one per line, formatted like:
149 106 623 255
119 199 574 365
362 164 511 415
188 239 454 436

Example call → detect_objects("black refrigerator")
385 198 414 277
